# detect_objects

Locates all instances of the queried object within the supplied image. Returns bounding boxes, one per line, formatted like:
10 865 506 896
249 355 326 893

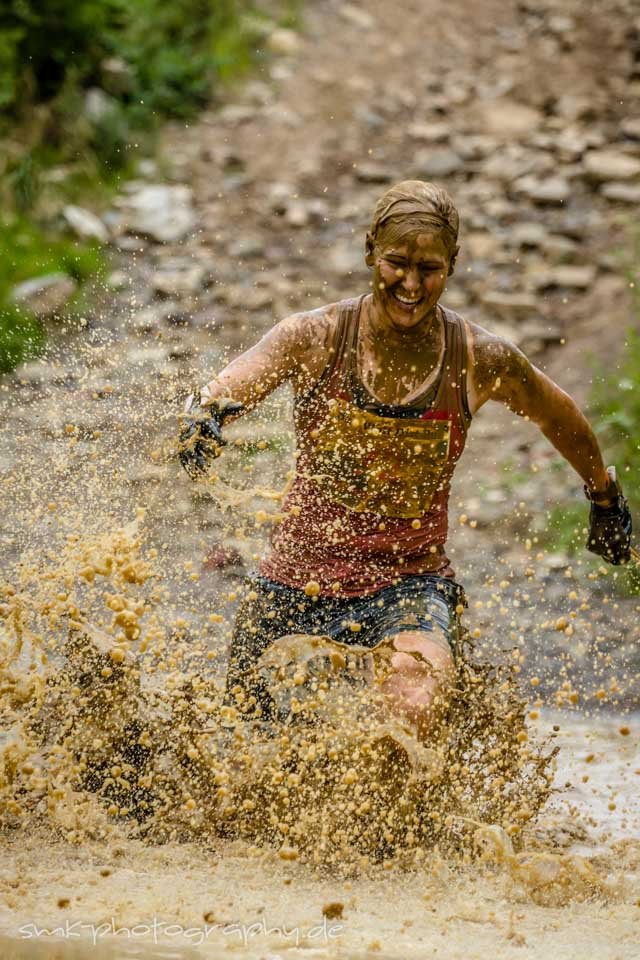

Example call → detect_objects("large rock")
100 56 134 95
529 265 596 290
150 265 207 298
63 205 109 243
601 182 640 203
621 118 640 141
414 147 464 178
328 238 367 277
482 149 537 181
582 150 640 182
119 185 196 243
514 175 570 205
339 3 375 28
512 222 549 248
11 273 76 318
478 99 542 139
266 28 301 55
407 121 451 142
465 232 504 260
480 290 539 318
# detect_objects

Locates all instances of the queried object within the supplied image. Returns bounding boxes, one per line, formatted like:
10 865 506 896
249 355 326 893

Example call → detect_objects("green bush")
0 305 46 373
0 1 275 136
0 0 297 373
0 215 106 373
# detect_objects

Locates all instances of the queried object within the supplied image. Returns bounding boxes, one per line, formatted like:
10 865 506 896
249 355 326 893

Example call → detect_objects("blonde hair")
366 180 460 265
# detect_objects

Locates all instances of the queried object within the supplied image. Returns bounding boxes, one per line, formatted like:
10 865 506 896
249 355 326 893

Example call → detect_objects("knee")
390 630 454 681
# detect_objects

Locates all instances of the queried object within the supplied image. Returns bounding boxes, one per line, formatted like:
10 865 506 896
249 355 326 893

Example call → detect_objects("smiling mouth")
392 291 422 306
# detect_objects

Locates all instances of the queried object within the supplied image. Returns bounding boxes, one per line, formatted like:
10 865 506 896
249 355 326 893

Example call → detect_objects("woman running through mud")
179 179 632 743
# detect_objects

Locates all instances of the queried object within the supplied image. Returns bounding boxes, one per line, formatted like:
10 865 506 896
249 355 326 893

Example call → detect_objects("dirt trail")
1 0 640 956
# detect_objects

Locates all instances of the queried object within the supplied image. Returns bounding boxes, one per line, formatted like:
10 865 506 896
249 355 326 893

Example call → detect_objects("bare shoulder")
270 301 342 392
465 319 534 413
278 301 340 353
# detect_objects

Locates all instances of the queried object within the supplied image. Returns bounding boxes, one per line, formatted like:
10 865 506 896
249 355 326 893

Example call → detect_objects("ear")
364 232 376 267
447 245 460 277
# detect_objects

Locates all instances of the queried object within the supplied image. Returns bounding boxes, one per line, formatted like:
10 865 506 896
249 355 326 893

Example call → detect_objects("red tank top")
260 296 472 596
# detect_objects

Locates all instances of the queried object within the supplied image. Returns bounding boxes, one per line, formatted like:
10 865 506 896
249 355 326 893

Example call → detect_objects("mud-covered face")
372 232 451 332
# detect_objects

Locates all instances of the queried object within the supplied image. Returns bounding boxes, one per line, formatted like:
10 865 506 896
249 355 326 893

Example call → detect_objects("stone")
127 346 170 367
63 205 109 243
339 3 375 28
553 94 594 122
11 273 76 318
118 185 196 243
512 222 549 248
266 28 301 55
228 236 266 259
541 235 578 259
414 148 464 178
451 135 497 160
482 149 535 181
137 159 158 178
517 320 563 348
84 87 117 123
100 56 134 95
328 239 366 277
150 261 207 297
529 265 596 290
285 201 311 228
477 99 542 138
224 285 273 311
553 127 591 160
547 15 575 34
106 270 128 290
267 181 296 212
114 234 147 252
353 105 385 128
514 175 570 204
354 163 394 183
480 290 539 318
407 121 451 142
601 182 640 204
582 150 640 182
465 232 504 260
621 117 640 140
129 303 182 333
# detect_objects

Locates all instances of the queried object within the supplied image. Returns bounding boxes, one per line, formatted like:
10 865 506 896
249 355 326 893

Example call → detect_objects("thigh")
226 580 337 680
356 578 461 659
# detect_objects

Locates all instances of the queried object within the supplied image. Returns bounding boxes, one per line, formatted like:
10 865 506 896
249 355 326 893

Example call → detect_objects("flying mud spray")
0 344 638 960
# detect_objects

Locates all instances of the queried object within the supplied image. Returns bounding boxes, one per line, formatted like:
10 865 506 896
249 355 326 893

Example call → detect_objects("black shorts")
225 573 466 718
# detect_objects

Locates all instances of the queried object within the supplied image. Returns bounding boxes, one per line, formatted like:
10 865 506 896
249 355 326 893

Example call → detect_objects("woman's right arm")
200 306 338 412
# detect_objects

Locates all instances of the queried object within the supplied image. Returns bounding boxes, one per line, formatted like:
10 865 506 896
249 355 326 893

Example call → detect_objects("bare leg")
379 629 455 742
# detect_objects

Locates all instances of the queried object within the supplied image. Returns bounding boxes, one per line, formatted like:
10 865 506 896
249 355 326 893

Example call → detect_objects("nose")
401 266 421 292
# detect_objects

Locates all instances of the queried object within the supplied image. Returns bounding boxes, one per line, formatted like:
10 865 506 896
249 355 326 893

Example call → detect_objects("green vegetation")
0 218 106 372
0 0 298 372
543 251 640 591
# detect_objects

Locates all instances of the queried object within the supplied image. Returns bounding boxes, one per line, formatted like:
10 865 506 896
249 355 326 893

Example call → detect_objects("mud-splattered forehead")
370 180 459 247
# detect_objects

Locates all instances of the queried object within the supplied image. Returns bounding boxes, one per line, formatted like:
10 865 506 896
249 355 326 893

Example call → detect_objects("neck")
364 294 440 347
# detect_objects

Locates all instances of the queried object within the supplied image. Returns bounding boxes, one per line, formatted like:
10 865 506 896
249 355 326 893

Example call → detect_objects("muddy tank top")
260 296 472 596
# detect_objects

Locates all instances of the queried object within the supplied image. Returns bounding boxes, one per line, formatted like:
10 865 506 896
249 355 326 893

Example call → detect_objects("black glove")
179 392 244 479
585 467 632 565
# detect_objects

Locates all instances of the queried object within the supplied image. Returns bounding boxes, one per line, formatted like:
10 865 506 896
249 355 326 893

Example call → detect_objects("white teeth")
394 292 420 305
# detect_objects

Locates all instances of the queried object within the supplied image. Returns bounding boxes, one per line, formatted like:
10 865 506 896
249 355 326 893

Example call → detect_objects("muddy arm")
468 327 611 495
200 308 337 414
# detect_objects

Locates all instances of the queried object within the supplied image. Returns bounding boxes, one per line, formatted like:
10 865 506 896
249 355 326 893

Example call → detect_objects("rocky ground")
3 0 640 707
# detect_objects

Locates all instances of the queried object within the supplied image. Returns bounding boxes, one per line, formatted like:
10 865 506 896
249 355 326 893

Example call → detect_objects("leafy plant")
0 304 45 373
0 0 300 373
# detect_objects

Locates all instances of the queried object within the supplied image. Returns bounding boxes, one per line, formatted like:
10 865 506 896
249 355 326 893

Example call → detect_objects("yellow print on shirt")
306 397 451 518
